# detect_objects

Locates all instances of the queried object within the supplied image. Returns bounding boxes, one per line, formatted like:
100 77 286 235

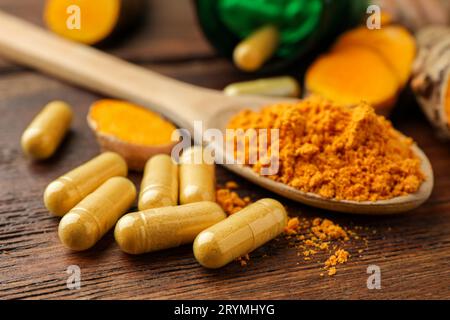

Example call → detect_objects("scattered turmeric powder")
216 182 252 215
284 216 365 277
311 218 349 241
216 181 253 266
236 254 251 267
217 182 372 274
225 181 239 190
325 249 350 267
328 267 337 276
227 97 425 201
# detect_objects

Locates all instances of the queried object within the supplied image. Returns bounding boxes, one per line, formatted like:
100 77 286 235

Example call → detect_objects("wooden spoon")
0 11 434 214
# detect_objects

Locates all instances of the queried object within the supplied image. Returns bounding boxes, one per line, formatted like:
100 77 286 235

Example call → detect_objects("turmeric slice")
87 100 177 170
333 26 416 86
44 0 144 45
305 47 399 112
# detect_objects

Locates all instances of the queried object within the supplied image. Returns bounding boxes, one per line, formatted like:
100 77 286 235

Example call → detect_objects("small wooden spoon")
87 114 177 171
0 11 434 214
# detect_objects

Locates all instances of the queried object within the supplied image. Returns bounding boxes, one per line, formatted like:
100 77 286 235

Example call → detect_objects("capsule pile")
22 101 288 268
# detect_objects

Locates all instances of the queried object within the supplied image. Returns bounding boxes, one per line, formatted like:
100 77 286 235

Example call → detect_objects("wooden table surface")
1 0 449 300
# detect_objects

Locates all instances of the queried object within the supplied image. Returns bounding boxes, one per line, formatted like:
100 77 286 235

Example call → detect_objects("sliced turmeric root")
305 47 399 112
44 0 143 45
333 26 416 87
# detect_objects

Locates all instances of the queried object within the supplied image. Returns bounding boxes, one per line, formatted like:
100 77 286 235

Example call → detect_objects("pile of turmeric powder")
216 181 369 275
285 216 362 276
227 97 425 201
87 99 177 170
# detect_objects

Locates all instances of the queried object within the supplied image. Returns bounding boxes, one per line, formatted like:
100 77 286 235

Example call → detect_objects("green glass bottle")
195 0 369 72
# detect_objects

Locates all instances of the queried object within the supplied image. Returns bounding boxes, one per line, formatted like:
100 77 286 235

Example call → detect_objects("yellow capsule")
21 101 73 159
58 176 136 251
44 152 128 216
224 76 301 98
193 198 287 269
179 146 215 204
233 25 279 72
115 201 226 254
138 154 178 210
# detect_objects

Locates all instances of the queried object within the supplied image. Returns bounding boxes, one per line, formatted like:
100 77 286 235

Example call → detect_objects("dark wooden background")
0 0 449 300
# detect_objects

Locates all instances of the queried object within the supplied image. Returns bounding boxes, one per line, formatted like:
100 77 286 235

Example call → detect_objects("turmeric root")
333 26 416 87
306 24 416 114
44 0 144 45
305 46 399 113
411 26 450 139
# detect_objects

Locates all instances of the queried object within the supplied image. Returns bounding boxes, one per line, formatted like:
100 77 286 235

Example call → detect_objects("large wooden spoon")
0 11 433 214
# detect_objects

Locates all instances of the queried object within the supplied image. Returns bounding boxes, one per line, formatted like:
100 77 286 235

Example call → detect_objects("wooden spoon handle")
0 10 222 129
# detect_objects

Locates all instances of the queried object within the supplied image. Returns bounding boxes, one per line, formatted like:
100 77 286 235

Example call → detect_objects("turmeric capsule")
193 198 287 269
179 146 215 204
233 25 279 72
58 177 136 251
44 152 127 216
115 201 226 254
224 76 301 98
21 101 73 159
138 154 178 210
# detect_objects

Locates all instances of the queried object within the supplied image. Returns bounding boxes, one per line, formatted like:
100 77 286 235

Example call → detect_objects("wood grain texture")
0 0 450 300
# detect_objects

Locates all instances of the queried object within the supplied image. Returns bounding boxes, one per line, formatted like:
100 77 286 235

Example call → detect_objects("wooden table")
1 0 449 300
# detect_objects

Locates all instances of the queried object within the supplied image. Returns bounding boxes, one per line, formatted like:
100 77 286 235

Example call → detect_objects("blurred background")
1 0 449 136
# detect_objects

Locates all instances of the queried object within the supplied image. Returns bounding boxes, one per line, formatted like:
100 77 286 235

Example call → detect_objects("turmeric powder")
227 97 425 201
215 181 253 266
327 267 337 276
216 181 252 215
284 216 361 277
87 100 177 170
89 100 176 146
219 182 372 275
311 218 349 241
